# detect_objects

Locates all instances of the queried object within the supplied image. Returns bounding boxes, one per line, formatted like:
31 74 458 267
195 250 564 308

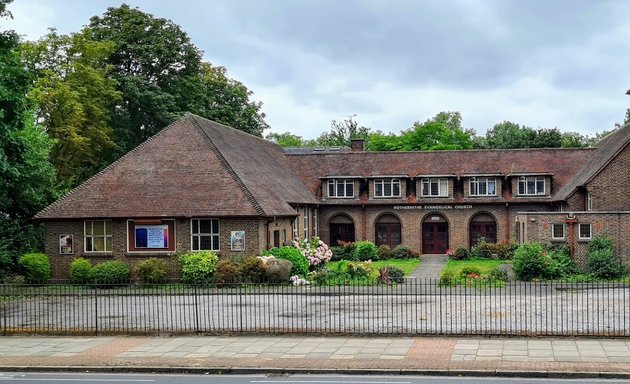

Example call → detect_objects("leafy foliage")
179 251 219 285
215 260 241 288
377 265 405 285
452 247 470 260
587 235 624 279
134 258 167 284
89 260 130 285
512 243 546 281
239 257 266 283
17 253 51 283
264 247 309 277
377 245 392 260
354 241 378 261
69 257 93 284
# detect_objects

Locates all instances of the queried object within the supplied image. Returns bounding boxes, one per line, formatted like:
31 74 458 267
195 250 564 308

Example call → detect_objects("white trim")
189 217 221 252
469 177 497 197
83 220 112 253
518 176 546 196
420 178 449 197
327 179 355 198
551 223 565 240
586 191 593 211
578 223 592 240
374 178 401 198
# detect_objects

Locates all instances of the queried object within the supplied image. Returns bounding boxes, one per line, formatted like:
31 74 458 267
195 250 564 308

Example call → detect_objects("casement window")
518 176 545 196
84 220 112 252
374 178 401 198
191 218 219 251
469 177 497 197
421 178 448 197
586 192 592 211
327 179 354 198
128 219 175 252
579 223 592 240
552 223 565 240
303 207 309 239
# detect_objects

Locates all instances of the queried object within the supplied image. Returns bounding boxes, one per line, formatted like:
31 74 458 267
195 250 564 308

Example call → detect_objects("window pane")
105 237 112 252
199 219 212 234
580 224 591 238
518 179 525 195
337 183 344 197
328 181 335 197
536 179 545 194
430 181 438 196
93 222 104 236
94 237 105 252
192 219 198 234
384 182 391 196
393 182 400 196
347 183 354 197
375 182 382 196
86 237 93 252
527 180 535 194
422 180 429 196
470 180 477 195
553 224 564 238
439 179 448 196
211 219 219 234
479 181 487 195
200 235 213 250
488 179 496 195
105 221 112 235
85 221 93 235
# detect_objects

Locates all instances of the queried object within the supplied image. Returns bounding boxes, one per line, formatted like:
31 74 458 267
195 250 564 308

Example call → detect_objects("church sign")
393 204 473 210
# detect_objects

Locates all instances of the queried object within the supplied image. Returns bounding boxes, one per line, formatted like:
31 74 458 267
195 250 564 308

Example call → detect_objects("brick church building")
36 114 630 278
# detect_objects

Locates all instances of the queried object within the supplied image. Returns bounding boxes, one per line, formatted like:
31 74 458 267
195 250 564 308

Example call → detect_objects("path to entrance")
409 253 448 280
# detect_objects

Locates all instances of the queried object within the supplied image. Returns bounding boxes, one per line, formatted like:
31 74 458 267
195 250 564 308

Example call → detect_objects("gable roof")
555 124 630 201
36 114 317 220
287 147 595 203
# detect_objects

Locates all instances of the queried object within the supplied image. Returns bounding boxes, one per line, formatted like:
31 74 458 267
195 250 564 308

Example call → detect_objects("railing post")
93 281 98 336
193 284 200 334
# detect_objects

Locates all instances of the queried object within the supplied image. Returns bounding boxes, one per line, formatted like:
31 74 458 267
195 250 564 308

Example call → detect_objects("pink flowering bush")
292 237 333 268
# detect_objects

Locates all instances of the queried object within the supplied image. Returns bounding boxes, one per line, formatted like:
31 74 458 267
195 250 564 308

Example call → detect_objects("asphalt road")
0 373 627 384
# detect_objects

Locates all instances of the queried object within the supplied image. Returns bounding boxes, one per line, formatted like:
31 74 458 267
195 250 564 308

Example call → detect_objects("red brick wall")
586 142 630 211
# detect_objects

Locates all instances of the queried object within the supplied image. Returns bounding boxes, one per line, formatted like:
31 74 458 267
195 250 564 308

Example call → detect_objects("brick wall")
44 217 267 279
586 142 630 211
517 212 630 268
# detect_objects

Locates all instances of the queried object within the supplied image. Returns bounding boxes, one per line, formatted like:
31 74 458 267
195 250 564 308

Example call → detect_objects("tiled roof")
287 147 596 203
36 114 317 219
555 124 630 201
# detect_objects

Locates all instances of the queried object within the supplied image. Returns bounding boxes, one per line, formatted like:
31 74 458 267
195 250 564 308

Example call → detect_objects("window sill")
125 252 175 257
372 196 403 199
551 239 566 243
82 252 113 257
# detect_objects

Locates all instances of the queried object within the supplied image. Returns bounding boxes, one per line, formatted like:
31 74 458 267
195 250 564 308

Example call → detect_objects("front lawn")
439 258 508 287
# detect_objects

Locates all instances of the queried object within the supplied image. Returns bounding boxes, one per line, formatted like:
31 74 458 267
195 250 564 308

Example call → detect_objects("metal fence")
1 279 629 336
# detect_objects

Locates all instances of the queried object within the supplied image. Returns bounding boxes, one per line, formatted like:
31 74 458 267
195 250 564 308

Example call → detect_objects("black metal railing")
0 278 628 336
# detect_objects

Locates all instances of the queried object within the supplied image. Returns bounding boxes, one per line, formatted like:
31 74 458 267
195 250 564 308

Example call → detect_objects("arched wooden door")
422 214 449 254
329 214 355 245
469 213 497 247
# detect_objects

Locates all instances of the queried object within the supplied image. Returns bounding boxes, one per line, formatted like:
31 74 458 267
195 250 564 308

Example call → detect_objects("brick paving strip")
0 336 628 378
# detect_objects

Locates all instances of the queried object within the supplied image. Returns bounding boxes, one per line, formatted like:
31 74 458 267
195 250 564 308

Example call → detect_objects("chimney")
350 139 365 152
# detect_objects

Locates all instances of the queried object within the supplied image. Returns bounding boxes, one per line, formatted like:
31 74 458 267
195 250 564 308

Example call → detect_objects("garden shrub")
335 260 372 279
512 242 546 281
545 244 578 279
377 266 405 285
215 260 242 288
377 245 392 260
69 257 93 284
391 245 412 259
330 246 345 261
439 271 454 286
340 242 357 260
17 253 51 284
239 257 267 283
488 266 508 281
588 234 613 253
452 247 470 260
264 247 309 276
589 249 625 279
263 258 293 283
470 239 492 259
460 266 482 278
293 237 333 268
134 258 167 284
4 275 26 285
89 261 130 285
179 251 219 285
308 269 332 286
354 241 377 261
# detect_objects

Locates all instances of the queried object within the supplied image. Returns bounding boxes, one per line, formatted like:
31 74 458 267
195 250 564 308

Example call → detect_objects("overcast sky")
6 0 630 139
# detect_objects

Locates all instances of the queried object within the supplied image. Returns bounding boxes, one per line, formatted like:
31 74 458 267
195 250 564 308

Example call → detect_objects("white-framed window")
374 178 401 198
586 191 592 211
469 177 497 196
327 179 354 198
579 223 592 240
84 220 112 252
551 223 565 240
191 218 219 251
292 218 299 240
313 208 318 237
518 176 546 195
421 178 448 197
303 207 309 239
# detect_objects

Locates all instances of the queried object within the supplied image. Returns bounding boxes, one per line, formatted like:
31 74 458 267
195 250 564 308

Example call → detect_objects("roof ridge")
189 115 267 216
35 116 188 219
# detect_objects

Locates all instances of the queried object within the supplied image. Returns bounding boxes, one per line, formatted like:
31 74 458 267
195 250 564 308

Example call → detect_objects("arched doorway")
469 212 497 247
329 214 355 245
375 214 401 248
422 214 449 254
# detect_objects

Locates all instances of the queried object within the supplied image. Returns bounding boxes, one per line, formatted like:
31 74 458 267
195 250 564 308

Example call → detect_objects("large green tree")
481 121 591 149
316 117 371 147
22 29 121 183
87 4 268 154
266 131 316 147
0 0 60 271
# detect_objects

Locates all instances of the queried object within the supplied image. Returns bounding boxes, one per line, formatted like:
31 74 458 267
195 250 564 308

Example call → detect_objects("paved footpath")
0 335 629 378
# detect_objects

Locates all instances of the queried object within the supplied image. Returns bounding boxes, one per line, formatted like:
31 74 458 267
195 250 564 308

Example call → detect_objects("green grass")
326 258 420 278
439 258 508 287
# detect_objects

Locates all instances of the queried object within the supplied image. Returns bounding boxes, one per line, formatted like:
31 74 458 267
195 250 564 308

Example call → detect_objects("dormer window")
469 177 497 196
518 176 545 196
421 178 448 197
374 178 401 198
328 179 354 198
